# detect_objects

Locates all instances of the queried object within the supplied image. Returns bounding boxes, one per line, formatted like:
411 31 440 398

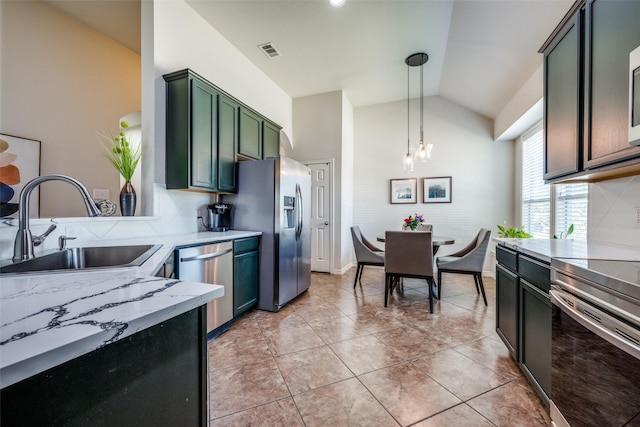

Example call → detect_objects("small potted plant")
98 121 141 216
496 222 532 238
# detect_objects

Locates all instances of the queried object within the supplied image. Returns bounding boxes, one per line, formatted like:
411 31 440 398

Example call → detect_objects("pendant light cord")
420 59 424 142
407 64 410 154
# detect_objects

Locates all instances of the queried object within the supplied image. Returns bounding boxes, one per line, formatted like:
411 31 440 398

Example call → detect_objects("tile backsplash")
589 175 640 249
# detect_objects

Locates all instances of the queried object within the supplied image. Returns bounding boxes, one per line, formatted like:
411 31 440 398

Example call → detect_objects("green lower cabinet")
233 237 259 317
0 307 207 427
520 279 551 405
495 245 551 408
496 263 519 360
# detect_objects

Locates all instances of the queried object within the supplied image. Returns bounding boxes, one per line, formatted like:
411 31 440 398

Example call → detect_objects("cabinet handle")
180 248 232 263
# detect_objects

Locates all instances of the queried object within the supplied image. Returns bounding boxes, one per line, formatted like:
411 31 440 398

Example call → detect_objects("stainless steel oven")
550 258 640 427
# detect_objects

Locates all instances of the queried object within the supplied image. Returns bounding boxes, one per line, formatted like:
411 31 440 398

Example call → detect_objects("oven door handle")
550 289 640 359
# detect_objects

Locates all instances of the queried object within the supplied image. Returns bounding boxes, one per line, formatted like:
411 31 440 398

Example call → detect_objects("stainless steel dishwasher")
175 241 233 335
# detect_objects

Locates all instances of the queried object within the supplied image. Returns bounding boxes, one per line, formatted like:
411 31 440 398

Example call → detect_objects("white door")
305 161 332 273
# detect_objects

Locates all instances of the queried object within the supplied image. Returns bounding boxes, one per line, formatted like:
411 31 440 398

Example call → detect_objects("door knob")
324 221 329 225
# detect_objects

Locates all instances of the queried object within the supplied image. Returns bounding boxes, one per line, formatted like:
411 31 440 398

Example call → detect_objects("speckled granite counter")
494 238 640 264
0 230 261 389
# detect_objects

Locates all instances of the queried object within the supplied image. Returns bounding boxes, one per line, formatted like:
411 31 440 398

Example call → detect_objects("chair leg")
353 264 361 288
476 274 488 306
437 270 442 300
384 273 390 307
473 274 480 294
427 278 433 314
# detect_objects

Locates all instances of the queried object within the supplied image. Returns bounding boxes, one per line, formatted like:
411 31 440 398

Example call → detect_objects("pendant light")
405 53 433 163
403 62 414 172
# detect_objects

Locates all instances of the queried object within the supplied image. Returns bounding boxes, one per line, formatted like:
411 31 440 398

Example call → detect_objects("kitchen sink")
0 244 162 274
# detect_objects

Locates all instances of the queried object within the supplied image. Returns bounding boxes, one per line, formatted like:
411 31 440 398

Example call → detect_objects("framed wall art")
390 178 417 204
0 133 41 217
423 176 452 203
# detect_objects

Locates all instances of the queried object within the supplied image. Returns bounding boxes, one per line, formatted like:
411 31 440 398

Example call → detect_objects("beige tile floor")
207 268 551 426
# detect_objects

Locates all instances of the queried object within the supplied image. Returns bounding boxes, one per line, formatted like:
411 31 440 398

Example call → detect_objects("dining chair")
417 223 433 232
384 230 436 313
436 228 492 305
351 226 385 288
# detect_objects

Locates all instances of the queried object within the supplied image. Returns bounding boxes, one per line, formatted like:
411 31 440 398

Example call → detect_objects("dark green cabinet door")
233 251 258 317
496 264 519 360
217 95 238 192
238 108 262 160
520 279 551 403
191 79 218 189
585 0 640 168
263 121 280 159
543 12 582 181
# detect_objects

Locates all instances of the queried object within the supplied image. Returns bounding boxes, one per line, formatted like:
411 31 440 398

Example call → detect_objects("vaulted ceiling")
46 0 574 119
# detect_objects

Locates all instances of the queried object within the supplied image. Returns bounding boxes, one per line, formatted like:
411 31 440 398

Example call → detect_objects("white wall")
589 176 640 249
142 0 293 228
341 93 355 272
0 1 140 218
494 65 544 141
353 95 514 268
292 91 354 273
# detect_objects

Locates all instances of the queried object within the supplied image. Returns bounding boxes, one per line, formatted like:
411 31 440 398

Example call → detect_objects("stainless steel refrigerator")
227 156 311 312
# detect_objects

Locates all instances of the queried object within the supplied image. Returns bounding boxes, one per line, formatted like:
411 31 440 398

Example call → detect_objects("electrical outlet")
636 207 640 228
93 188 110 200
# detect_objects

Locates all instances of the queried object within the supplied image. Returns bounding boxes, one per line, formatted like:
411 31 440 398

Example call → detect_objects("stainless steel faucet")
13 174 101 262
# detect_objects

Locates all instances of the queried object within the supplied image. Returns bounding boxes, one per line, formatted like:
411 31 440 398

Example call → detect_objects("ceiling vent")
258 42 282 59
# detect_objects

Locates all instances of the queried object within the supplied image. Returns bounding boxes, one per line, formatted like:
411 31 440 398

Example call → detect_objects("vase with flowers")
403 213 424 231
98 121 142 216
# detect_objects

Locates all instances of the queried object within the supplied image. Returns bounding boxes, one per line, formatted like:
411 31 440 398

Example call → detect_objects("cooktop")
552 257 640 302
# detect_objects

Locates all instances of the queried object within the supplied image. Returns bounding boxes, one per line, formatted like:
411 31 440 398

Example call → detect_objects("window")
520 122 588 241
555 183 588 240
521 123 550 238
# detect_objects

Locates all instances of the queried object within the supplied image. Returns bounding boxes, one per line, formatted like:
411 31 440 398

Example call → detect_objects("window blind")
521 123 550 238
555 183 588 241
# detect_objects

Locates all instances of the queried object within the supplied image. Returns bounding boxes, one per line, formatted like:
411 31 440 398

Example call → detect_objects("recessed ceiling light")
328 0 345 8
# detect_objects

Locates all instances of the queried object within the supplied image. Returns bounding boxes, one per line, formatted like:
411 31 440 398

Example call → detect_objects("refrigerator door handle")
296 183 303 239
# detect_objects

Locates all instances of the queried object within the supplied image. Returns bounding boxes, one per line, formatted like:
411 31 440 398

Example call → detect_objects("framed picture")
423 176 452 203
0 133 41 217
390 178 417 204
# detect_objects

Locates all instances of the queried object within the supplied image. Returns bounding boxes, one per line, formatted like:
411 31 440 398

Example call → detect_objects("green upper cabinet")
543 12 582 181
584 0 640 169
238 107 263 160
238 107 281 160
217 94 239 192
191 79 218 189
263 120 280 159
164 69 237 193
541 0 640 182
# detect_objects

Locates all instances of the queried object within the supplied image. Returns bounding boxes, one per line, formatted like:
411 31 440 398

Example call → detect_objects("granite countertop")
494 238 640 263
0 230 261 389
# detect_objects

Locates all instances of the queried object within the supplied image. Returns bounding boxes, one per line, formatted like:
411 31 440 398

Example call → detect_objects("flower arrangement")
403 213 424 231
98 121 141 181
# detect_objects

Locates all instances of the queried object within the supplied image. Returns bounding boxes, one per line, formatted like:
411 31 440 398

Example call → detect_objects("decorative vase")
119 180 136 216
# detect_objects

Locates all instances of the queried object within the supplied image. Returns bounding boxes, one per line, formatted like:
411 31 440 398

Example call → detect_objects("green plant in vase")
98 121 141 216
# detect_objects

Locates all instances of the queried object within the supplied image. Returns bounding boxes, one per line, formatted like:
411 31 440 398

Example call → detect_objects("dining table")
376 234 455 255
